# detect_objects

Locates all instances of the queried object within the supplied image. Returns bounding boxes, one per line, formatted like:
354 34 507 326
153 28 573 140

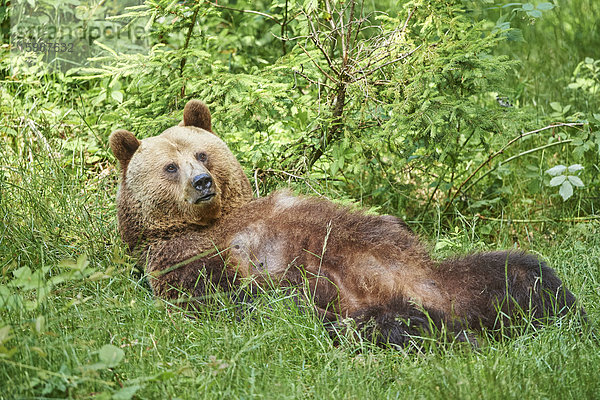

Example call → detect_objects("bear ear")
109 129 141 167
182 100 212 132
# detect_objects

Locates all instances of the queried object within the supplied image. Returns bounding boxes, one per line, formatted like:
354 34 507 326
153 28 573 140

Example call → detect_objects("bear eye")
164 163 178 173
195 152 207 162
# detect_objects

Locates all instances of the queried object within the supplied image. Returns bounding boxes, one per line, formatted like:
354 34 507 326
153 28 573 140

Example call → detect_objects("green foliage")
1 1 599 397
568 57 600 97
545 164 585 201
6 0 596 222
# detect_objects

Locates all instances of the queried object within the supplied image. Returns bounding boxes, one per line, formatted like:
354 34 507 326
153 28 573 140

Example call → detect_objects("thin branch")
308 81 347 168
356 7 414 72
400 6 417 37
260 168 325 197
339 3 347 65
297 42 338 83
179 3 200 97
443 122 585 213
281 0 288 54
498 123 583 152
352 0 366 46
293 68 335 90
305 11 342 78
323 0 338 32
205 1 281 23
463 139 573 195
476 214 600 223
352 44 422 81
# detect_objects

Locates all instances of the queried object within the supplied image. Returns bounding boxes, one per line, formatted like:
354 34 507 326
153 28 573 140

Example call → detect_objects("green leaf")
505 28 525 42
567 164 584 173
571 138 584 146
35 315 45 334
0 326 11 345
480 225 492 235
549 102 563 112
536 2 555 11
559 181 573 200
12 266 32 280
567 176 585 187
304 0 317 13
525 164 539 172
111 91 123 103
112 385 143 400
9 267 45 290
94 91 107 106
527 10 543 18
545 165 567 176
59 255 90 272
93 392 111 400
522 3 535 11
98 344 124 368
549 175 566 186
434 240 449 250
573 145 586 160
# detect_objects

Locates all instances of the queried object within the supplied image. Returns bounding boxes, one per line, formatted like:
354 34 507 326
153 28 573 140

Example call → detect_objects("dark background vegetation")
0 0 599 398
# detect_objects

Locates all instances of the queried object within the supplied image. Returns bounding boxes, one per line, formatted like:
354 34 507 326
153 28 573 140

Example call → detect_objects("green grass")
1 106 599 399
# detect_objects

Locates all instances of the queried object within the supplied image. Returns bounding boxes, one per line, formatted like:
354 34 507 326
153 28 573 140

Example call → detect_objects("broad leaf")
536 2 555 10
98 344 124 368
567 164 584 172
545 165 567 176
111 91 124 103
549 175 566 186
112 385 143 400
522 3 535 11
568 176 585 187
559 181 573 200
549 102 563 112
0 326 11 345
304 0 317 13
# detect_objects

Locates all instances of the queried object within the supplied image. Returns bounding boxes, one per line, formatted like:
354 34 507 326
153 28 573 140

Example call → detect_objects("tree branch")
442 122 585 213
179 3 200 97
305 11 341 78
205 1 281 23
351 44 422 81
476 214 600 223
297 42 338 83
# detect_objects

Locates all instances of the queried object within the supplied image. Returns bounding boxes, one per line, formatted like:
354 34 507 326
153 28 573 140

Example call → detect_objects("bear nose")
192 173 213 191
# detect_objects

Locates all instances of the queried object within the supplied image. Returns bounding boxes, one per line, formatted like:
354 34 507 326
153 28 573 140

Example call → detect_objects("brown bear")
109 100 582 347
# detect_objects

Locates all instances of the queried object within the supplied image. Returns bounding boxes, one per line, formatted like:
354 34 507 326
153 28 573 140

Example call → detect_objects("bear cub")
110 100 582 347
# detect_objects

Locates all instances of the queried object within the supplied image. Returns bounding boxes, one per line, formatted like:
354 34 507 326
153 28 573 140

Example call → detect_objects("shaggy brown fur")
110 100 582 347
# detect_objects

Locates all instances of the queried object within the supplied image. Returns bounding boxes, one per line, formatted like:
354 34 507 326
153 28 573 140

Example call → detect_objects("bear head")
109 100 252 249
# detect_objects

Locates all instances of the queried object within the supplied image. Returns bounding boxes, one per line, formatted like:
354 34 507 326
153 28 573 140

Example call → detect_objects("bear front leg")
146 244 242 311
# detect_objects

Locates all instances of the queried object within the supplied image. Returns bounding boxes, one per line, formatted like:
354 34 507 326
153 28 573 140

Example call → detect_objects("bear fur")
110 100 582 347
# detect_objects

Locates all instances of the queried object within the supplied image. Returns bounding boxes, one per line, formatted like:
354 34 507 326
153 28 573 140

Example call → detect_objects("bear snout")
192 173 216 203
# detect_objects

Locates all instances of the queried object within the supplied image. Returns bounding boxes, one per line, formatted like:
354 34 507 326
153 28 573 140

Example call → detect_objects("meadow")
1 0 599 398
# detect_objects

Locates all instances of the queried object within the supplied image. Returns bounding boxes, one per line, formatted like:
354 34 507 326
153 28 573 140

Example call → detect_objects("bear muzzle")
192 173 216 203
